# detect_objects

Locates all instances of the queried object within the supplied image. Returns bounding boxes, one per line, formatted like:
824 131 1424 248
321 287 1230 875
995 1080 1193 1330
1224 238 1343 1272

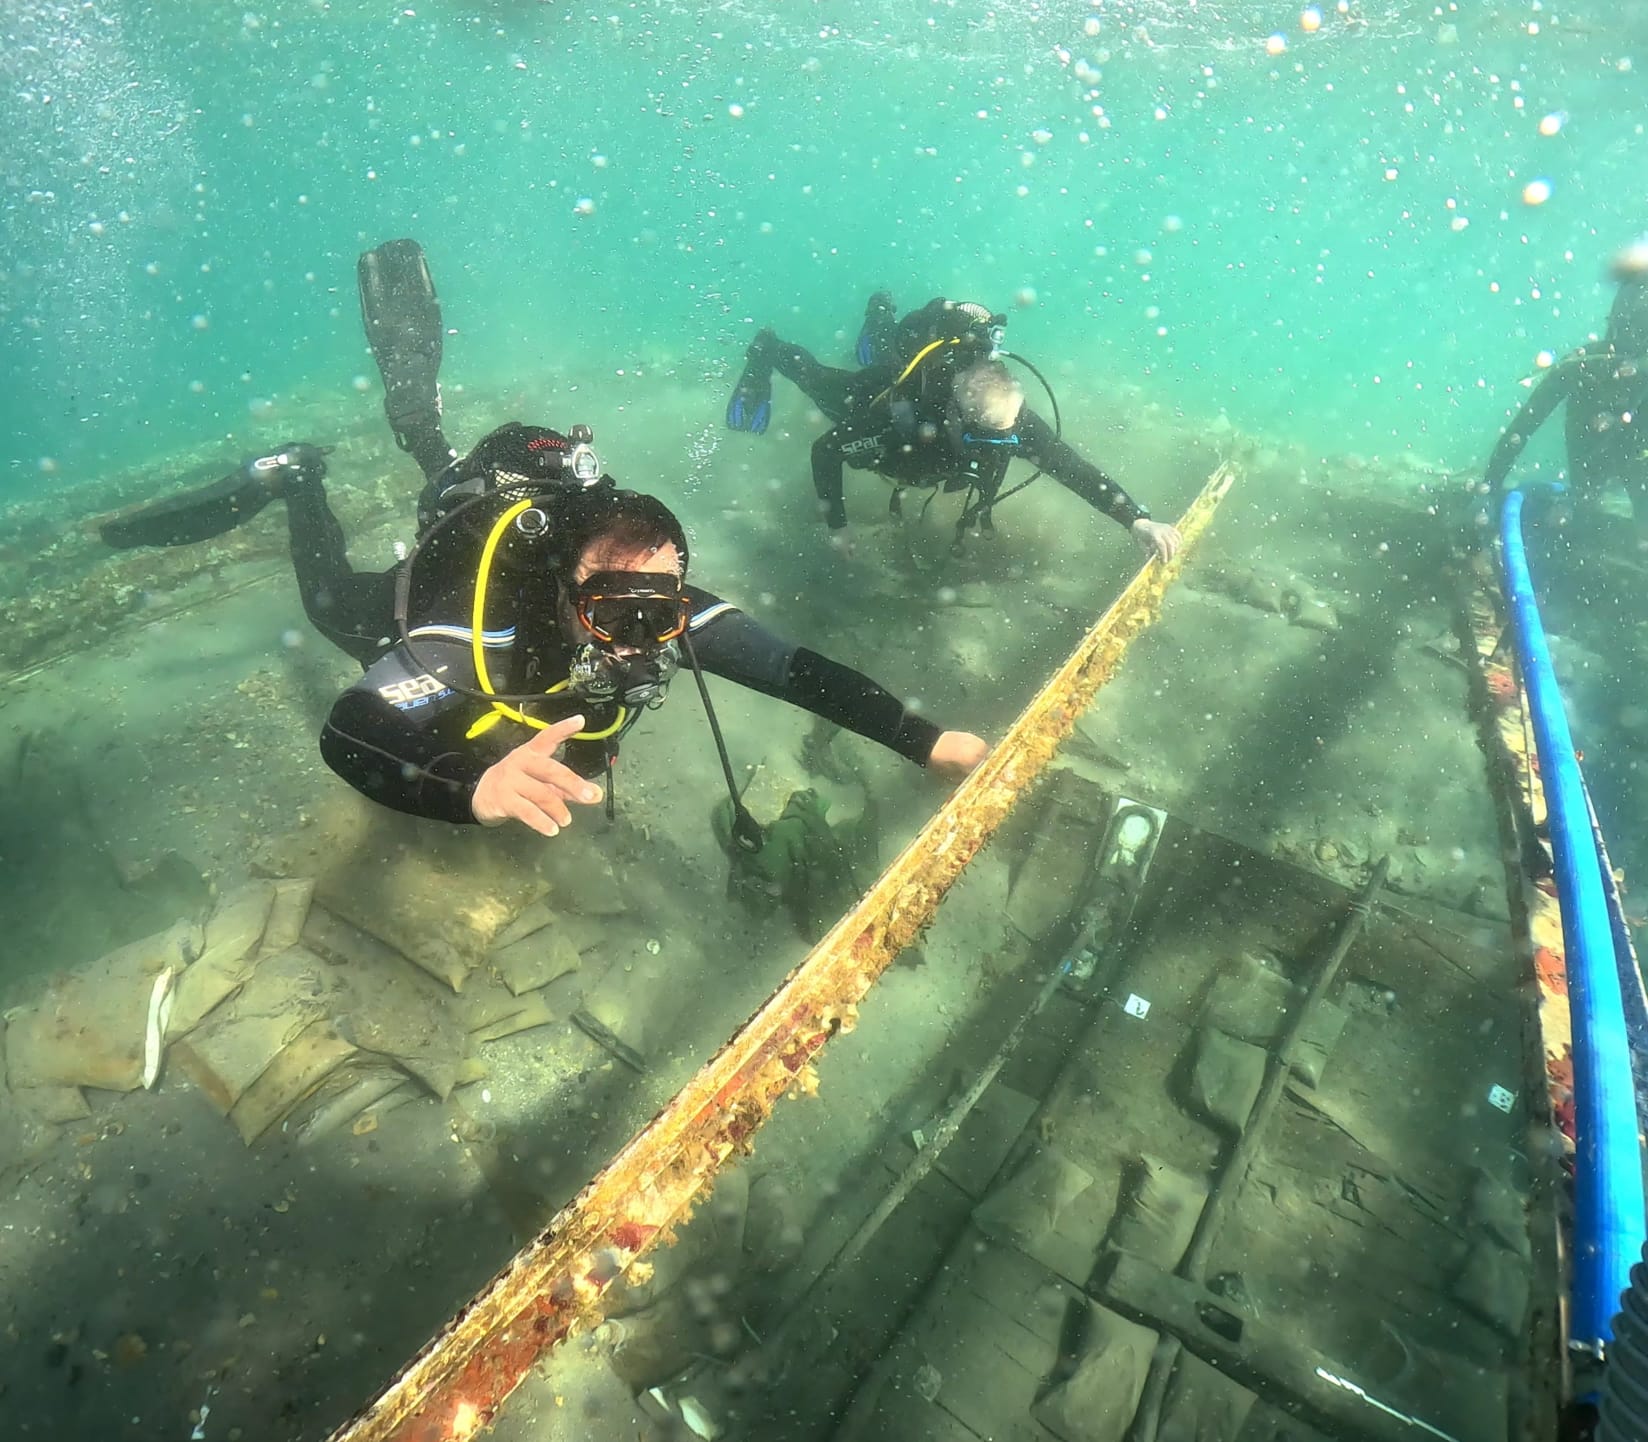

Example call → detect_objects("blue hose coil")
1500 486 1646 1352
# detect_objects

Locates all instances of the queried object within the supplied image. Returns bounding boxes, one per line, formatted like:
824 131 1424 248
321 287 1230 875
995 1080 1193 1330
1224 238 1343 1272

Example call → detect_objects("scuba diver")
97 241 989 839
724 292 1183 562
1476 264 1648 548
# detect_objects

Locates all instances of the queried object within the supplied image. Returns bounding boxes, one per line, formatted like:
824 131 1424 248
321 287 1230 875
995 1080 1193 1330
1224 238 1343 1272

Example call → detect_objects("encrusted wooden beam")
324 463 1237 1442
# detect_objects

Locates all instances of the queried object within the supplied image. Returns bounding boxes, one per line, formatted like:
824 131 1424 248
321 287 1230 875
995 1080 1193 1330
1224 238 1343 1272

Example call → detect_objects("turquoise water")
5 1 1646 489
4 5 1648 1439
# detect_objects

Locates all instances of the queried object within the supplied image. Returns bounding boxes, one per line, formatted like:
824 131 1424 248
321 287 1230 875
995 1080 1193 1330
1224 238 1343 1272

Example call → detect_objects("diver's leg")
766 339 888 421
728 326 895 433
281 473 398 665
358 238 455 482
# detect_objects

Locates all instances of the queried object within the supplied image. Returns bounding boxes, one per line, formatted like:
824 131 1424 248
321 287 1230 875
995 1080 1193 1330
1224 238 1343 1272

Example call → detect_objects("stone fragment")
259 879 315 956
257 793 547 989
1203 953 1293 1046
169 884 282 1039
195 882 277 973
743 1172 801 1274
228 1017 358 1145
1291 1001 1346 1089
1159 1351 1256 1442
170 946 328 1114
1006 773 1109 943
470 993 559 1045
1467 1168 1529 1256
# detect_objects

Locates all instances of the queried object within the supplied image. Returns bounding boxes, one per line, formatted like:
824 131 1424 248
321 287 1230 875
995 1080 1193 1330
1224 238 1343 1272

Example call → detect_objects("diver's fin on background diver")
856 290 897 366
726 331 775 435
357 238 453 478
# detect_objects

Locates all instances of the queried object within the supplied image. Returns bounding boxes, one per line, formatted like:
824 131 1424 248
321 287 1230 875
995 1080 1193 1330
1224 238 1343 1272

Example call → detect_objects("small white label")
1488 1085 1515 1113
1124 994 1151 1019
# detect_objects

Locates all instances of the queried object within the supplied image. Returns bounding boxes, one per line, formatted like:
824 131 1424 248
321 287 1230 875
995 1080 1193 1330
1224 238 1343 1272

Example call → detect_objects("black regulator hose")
1599 1242 1648 1439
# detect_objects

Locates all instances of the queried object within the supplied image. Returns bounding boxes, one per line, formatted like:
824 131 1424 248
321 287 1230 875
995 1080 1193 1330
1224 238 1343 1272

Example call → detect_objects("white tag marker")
1124 994 1151 1019
1488 1085 1515 1113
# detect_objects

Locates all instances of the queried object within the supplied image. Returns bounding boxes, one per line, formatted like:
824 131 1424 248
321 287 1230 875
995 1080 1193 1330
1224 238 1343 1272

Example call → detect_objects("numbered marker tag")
1488 1084 1515 1113
1124 994 1151 1020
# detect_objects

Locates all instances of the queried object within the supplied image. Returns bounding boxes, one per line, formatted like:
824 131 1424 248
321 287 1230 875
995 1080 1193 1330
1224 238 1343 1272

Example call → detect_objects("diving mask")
573 570 691 649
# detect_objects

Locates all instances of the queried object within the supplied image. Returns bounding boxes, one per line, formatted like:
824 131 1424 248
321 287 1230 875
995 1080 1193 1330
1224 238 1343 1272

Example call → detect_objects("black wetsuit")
759 302 1149 533
318 578 942 825
1483 343 1648 531
274 472 942 825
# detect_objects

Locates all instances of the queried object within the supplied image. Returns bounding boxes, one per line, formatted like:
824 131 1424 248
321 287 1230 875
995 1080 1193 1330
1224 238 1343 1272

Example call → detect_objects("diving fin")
357 238 454 479
726 387 771 435
98 444 330 550
726 331 775 435
99 468 273 549
856 290 897 366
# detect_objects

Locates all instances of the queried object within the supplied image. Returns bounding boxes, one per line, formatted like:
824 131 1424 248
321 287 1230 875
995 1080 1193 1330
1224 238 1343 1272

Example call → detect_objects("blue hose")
1500 486 1646 1352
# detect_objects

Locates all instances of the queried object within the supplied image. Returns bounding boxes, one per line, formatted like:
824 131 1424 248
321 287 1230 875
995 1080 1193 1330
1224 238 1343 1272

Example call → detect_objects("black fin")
357 239 452 477
99 469 273 549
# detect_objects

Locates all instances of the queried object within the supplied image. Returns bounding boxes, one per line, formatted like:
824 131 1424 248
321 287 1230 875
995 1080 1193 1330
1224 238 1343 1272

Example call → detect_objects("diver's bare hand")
1131 518 1183 563
827 524 857 560
927 730 990 782
472 715 604 836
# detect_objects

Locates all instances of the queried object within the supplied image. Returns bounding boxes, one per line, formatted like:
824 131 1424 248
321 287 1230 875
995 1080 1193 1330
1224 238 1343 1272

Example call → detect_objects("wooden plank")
322 466 1240 1442
1093 1250 1500 1442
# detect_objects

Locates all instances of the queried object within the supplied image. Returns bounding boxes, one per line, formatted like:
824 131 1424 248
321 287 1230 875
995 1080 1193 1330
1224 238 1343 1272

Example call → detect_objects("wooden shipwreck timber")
318 459 1627 1442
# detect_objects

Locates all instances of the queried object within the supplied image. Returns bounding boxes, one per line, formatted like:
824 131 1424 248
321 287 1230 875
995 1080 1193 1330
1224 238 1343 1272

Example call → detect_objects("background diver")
724 292 1183 563
1475 263 1648 551
98 240 989 839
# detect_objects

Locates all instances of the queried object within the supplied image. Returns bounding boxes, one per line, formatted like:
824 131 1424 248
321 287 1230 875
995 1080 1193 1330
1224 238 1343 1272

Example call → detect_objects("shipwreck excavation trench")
0 427 1568 1442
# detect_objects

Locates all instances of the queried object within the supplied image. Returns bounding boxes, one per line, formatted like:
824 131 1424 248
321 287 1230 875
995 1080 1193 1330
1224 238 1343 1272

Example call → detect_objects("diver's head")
446 420 607 493
543 489 692 708
946 301 1008 355
553 488 688 640
946 359 1026 450
1605 271 1648 359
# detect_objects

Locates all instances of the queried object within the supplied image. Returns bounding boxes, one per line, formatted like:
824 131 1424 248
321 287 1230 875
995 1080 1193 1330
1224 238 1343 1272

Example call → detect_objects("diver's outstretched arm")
1481 361 1573 496
685 587 985 776
1016 408 1149 531
358 238 456 482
